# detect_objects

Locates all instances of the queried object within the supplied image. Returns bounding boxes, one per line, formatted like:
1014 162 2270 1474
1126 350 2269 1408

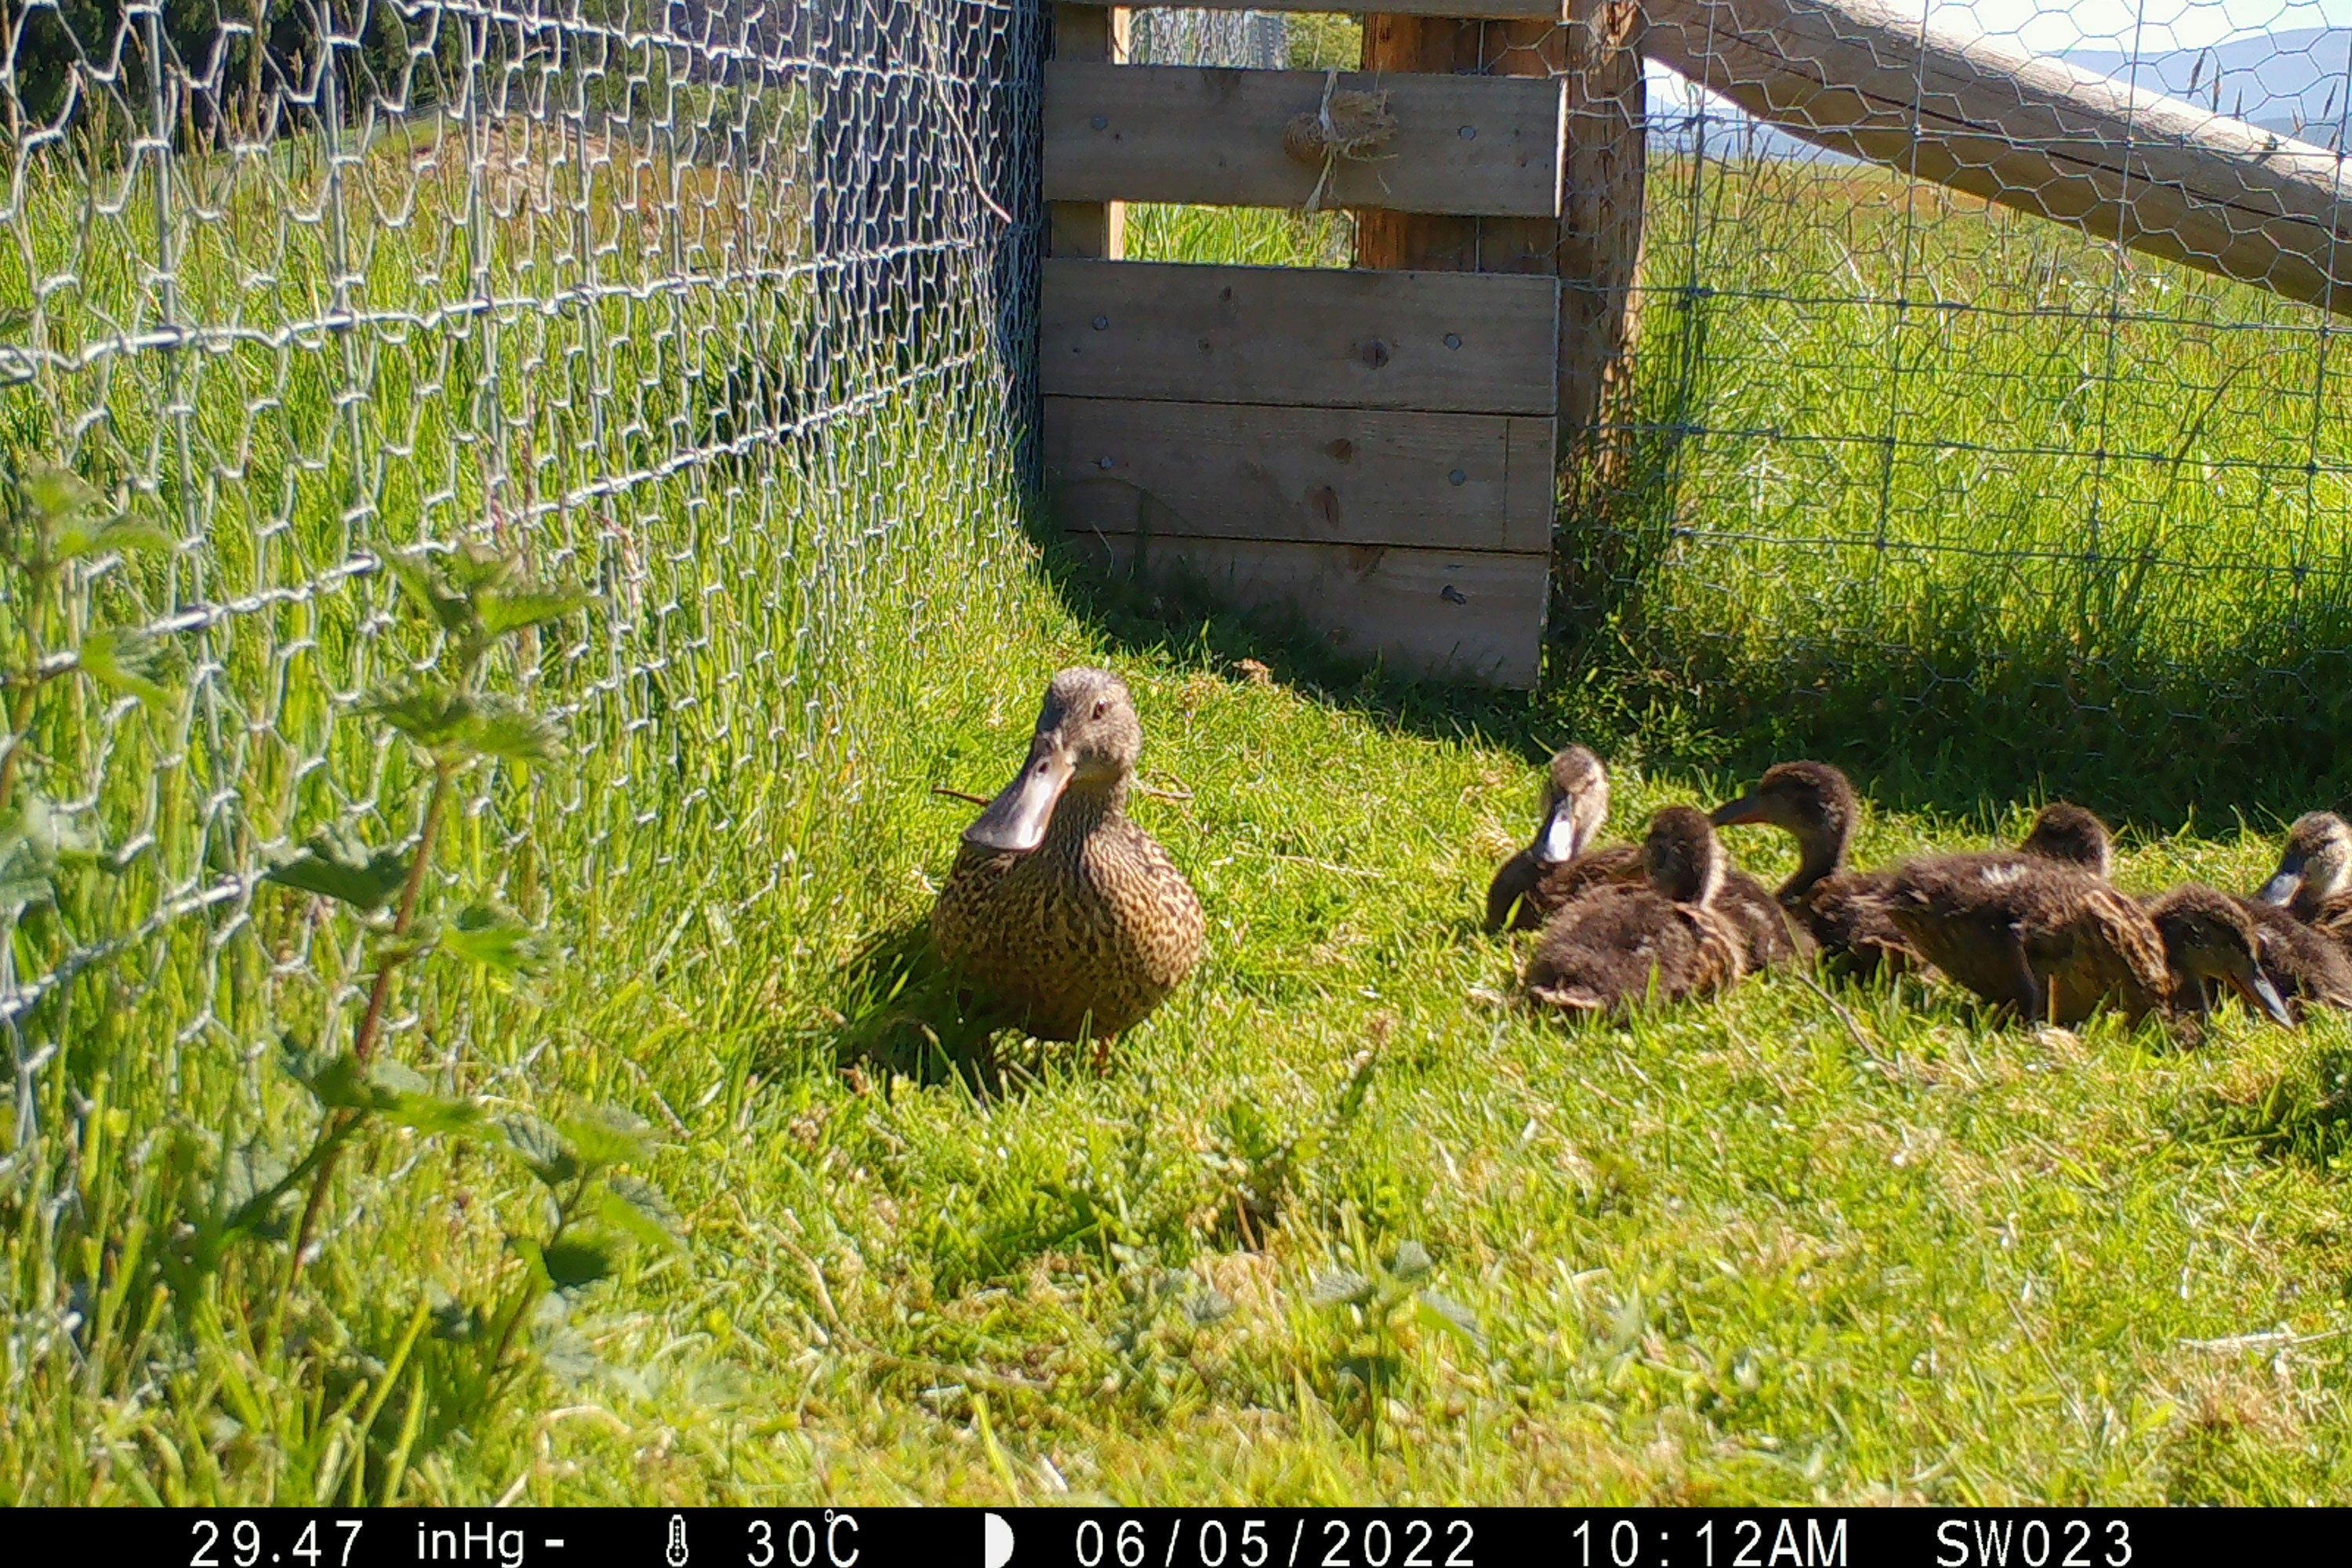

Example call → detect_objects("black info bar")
29 1509 2311 1568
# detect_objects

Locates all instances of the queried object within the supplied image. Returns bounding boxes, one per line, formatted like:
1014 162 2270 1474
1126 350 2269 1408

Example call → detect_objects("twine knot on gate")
1283 70 1396 214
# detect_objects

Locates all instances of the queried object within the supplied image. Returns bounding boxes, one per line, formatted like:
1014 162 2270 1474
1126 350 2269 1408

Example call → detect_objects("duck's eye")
1092 698 1109 718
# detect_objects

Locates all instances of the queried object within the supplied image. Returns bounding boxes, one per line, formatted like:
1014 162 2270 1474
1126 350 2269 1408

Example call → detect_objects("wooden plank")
1050 5 1127 260
1156 0 1563 16
1047 397 1555 552
1044 63 1564 218
1040 260 1561 415
1069 534 1548 688
1641 0 2352 314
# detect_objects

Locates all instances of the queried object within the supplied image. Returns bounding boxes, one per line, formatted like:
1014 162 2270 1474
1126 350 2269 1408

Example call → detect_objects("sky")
1911 0 2352 53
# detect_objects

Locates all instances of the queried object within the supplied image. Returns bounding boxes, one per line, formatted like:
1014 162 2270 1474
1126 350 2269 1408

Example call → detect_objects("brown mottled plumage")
2256 811 2352 954
2142 889 2352 1022
1710 761 1915 978
2017 803 2113 878
1887 858 2289 1029
1523 808 1748 1015
1486 746 1800 971
931 669 1203 1048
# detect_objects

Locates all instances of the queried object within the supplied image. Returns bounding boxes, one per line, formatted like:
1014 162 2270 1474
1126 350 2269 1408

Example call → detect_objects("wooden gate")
1040 2 1639 690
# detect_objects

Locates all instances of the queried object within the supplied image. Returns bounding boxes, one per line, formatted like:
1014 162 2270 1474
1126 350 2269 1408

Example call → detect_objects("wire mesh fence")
1574 0 2352 809
0 2 1040 1181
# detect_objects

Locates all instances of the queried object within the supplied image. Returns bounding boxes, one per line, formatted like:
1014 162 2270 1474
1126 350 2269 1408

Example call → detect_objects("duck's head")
1528 745 1611 868
2019 803 2113 879
1709 760 1857 873
963 667 1142 853
2256 811 2352 913
1644 806 1727 908
2148 884 2292 1027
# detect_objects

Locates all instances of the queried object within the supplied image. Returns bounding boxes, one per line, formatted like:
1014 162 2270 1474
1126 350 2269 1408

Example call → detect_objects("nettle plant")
0 463 176 927
187 538 681 1414
1307 1238 1484 1459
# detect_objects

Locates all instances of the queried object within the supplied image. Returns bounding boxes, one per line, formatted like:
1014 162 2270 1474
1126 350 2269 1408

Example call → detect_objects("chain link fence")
0 2 1039 1174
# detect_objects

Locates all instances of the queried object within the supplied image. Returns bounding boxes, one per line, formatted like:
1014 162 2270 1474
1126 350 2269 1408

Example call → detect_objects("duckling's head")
1708 760 1857 867
1529 745 1610 867
2019 803 2113 879
964 667 1142 853
2148 884 2293 1027
1644 806 1727 908
2257 811 2352 911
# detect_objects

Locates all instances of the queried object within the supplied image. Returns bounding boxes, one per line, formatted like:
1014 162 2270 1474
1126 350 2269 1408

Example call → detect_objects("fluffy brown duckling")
2146 885 2300 1029
1484 746 1628 931
2146 889 2352 1022
1486 747 1801 971
1709 760 1915 977
1523 807 1748 1015
932 668 1205 1053
1886 857 2289 1029
2017 803 2113 877
2256 811 2352 948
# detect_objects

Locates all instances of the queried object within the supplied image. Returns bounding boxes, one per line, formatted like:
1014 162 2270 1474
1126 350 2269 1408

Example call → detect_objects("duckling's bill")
2234 966 2296 1028
2256 854 2303 909
963 742 1074 853
1534 794 1583 866
1708 793 1766 829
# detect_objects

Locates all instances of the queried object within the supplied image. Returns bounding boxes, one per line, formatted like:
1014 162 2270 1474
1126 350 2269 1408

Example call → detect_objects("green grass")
6 93 2352 1504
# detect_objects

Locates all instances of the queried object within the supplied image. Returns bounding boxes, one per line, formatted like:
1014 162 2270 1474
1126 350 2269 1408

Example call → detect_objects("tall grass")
5 67 2352 1508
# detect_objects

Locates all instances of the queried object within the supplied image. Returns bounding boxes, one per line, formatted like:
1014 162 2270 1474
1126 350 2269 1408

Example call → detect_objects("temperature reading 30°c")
748 1513 861 1568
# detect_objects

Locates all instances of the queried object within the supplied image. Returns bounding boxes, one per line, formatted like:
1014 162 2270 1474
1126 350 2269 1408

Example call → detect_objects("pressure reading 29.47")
190 1518 364 1568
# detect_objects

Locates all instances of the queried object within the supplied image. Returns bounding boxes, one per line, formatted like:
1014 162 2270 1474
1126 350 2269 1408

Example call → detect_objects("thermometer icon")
666 1515 690 1568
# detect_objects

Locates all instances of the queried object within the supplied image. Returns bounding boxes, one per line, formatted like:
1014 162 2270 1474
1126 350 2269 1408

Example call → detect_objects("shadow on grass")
823 917 1017 1096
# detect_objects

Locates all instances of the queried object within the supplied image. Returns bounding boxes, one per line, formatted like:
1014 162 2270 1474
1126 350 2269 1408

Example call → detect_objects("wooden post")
1050 5 1128 260
1358 9 1646 485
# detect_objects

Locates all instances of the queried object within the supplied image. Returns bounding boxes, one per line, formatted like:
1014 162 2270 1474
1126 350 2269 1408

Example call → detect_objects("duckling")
1484 746 1628 931
1709 760 1915 977
1486 746 1801 971
2145 887 2352 1022
932 668 1204 1051
2144 884 2299 1029
1887 859 2292 1029
2017 803 2113 877
2255 811 2352 949
1523 807 1747 1015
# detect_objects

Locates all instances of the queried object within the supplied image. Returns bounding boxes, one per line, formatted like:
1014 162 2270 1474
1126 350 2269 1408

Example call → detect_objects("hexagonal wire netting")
0 4 1040 1165
1129 5 2352 811
9 3 2352 1183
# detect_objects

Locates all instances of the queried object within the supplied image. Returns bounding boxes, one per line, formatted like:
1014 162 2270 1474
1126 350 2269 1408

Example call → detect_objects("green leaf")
593 1175 684 1252
280 1046 479 1134
510 1233 557 1292
1308 1268 1376 1308
1414 1290 1486 1352
368 684 474 750
75 626 174 707
20 463 104 526
540 1238 615 1289
0 791 98 919
502 1115 579 1188
1389 1240 1434 1280
441 902 544 974
463 695 563 765
262 828 410 911
0 305 31 338
480 582 592 638
383 548 478 637
52 510 172 562
557 1105 655 1170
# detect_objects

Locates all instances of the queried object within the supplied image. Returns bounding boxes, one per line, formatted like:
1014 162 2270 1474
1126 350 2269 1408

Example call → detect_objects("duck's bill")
962 746 1073 853
2230 968 2296 1028
1708 793 1766 829
1534 797 1582 866
2256 860 2303 907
